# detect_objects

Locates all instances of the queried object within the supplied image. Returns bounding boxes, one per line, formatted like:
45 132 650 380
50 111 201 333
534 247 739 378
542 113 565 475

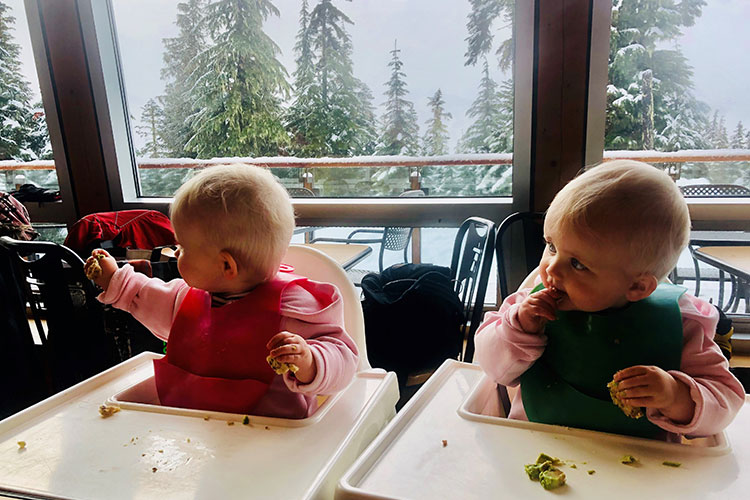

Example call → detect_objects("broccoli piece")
662 461 681 468
620 455 638 465
539 468 567 490
242 415 250 425
607 380 644 419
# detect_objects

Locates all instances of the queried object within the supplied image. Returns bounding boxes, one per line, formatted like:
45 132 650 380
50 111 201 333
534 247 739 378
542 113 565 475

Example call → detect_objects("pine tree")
0 1 47 161
160 0 208 158
135 98 168 157
460 61 511 154
378 41 419 156
464 0 514 70
421 89 451 156
420 89 451 196
373 41 420 195
606 0 708 151
286 0 376 161
186 0 289 158
730 122 746 149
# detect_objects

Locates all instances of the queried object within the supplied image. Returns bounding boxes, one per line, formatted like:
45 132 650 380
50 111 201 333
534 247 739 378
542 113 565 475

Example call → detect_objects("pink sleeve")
474 287 548 388
647 294 745 437
277 279 359 395
96 264 189 341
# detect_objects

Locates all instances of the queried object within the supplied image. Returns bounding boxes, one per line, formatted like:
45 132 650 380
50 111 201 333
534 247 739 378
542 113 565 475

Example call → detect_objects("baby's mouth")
549 286 567 302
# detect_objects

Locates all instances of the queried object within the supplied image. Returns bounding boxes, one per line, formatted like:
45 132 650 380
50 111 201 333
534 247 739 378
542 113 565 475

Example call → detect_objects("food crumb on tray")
99 404 121 418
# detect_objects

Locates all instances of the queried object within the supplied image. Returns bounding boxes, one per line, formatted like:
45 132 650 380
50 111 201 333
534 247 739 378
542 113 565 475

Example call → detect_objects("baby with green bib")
475 160 744 439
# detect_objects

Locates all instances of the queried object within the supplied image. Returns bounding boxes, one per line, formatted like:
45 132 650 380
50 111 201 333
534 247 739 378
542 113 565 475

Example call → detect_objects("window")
0 0 55 193
605 0 750 194
108 0 515 200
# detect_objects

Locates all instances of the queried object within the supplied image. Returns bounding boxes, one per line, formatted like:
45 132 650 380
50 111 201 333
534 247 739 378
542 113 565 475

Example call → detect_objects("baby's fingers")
266 331 302 351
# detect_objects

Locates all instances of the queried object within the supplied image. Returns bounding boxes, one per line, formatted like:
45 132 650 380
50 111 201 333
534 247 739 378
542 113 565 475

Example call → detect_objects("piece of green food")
607 380 644 419
266 355 299 375
587 470 596 475
524 461 551 481
620 455 638 465
539 468 567 490
242 416 250 425
524 453 566 490
662 461 681 468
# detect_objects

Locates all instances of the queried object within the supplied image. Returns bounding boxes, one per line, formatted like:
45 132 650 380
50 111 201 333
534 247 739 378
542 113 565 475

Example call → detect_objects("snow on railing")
2 149 749 172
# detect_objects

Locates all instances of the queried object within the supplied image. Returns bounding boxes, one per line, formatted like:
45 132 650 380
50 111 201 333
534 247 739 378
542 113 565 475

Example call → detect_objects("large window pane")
605 0 750 195
0 0 55 192
110 0 514 198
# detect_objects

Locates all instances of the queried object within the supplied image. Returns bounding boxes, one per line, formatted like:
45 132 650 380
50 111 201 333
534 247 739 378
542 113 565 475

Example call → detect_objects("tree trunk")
641 69 654 150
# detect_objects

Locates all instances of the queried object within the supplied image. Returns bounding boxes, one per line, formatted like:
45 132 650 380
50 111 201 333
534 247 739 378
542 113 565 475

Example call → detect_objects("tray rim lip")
106 358 393 427
456 373 732 456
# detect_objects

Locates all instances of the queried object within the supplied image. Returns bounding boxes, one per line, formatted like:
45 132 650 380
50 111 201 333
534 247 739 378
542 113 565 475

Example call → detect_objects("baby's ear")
625 273 658 302
219 250 239 280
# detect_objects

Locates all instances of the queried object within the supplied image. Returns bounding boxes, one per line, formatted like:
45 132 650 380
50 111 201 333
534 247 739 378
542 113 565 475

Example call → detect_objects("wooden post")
410 168 421 264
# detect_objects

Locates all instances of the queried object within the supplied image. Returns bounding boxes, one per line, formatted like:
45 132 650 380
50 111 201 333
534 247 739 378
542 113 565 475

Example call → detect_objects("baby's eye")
571 258 587 271
546 241 556 254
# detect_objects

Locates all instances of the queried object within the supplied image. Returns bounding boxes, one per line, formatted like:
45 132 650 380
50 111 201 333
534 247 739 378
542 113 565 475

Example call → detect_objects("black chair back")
0 236 118 416
495 212 546 301
450 217 496 362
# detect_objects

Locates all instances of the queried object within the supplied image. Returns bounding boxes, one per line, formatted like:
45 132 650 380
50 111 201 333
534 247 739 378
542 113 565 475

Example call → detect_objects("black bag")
361 263 464 382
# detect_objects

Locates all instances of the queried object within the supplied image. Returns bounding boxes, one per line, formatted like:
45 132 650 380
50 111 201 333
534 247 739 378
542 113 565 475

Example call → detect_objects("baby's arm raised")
474 288 552 387
96 264 189 341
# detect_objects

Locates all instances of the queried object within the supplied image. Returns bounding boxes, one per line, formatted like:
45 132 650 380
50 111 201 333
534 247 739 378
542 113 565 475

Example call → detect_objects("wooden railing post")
410 167 422 264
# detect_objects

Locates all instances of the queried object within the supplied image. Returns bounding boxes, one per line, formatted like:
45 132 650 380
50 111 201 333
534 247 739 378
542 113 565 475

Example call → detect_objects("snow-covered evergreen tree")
464 0 514 70
378 41 419 156
135 98 168 157
285 0 376 160
606 0 708 151
372 41 419 194
460 61 511 154
160 0 207 158
730 122 746 150
421 89 451 156
0 1 48 161
186 0 289 158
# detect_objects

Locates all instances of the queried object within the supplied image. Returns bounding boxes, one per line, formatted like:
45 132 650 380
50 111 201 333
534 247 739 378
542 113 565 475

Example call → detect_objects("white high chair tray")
336 360 750 500
0 352 399 500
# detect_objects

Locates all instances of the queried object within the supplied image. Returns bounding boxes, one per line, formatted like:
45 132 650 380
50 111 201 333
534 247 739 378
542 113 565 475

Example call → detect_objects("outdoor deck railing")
2 149 750 192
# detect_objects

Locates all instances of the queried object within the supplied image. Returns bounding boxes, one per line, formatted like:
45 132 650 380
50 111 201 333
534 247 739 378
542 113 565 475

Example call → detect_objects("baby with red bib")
86 164 358 418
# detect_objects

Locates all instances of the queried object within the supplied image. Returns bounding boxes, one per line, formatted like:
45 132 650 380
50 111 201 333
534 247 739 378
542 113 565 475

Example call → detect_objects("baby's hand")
613 365 695 424
266 332 316 384
84 249 117 290
517 287 563 333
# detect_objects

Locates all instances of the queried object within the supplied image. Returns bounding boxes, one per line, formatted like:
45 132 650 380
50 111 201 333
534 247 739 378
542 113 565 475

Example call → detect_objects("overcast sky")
7 0 750 152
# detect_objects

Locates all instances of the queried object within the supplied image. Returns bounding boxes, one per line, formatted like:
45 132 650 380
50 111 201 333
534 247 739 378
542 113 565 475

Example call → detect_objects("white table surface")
0 352 398 500
338 360 750 500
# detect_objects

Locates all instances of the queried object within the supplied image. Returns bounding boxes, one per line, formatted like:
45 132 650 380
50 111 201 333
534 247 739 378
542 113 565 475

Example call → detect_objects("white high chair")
284 244 370 370
0 244 397 500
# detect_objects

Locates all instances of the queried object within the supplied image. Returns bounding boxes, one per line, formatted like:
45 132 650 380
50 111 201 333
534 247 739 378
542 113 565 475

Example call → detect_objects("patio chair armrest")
346 228 384 239
308 237 383 245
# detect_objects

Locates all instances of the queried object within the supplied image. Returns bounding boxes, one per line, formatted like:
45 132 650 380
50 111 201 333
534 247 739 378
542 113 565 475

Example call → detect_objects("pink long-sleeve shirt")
98 265 359 418
475 285 745 438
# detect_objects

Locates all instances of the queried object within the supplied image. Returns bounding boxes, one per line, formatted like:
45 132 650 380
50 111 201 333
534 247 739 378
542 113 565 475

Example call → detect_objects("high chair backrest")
283 244 370 370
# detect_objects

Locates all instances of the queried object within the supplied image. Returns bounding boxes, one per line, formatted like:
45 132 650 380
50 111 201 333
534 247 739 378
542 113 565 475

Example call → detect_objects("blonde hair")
170 164 295 281
545 160 690 280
